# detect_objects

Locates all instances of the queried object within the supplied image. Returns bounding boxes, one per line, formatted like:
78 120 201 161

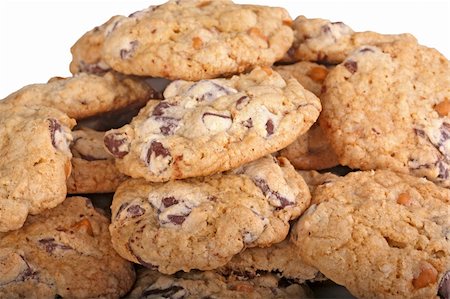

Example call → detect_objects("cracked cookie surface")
0 104 75 232
2 71 157 120
92 0 293 80
0 196 135 298
292 170 450 298
320 40 450 187
104 67 321 182
67 127 127 194
109 156 310 274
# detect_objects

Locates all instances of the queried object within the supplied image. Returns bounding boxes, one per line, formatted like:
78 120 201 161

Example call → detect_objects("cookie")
127 268 311 299
320 40 450 187
273 62 338 170
0 104 75 232
67 127 127 194
2 71 157 120
104 67 321 182
223 229 322 283
70 15 125 74
291 170 450 298
280 123 339 170
297 170 339 193
283 16 416 64
0 196 135 298
274 61 329 97
109 155 311 274
81 0 293 80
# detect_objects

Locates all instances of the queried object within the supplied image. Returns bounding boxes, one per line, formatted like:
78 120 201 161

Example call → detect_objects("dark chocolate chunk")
104 132 130 158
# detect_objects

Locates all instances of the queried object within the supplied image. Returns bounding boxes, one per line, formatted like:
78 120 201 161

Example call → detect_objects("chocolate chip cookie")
127 268 311 299
104 67 321 182
110 155 310 274
67 127 127 194
78 0 293 80
0 104 75 232
284 16 416 64
2 71 157 120
320 40 450 187
0 196 135 298
223 229 322 283
292 170 450 298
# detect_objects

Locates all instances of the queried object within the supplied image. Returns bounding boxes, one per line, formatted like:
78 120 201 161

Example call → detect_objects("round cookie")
2 71 157 120
283 15 416 64
0 196 135 298
0 104 75 232
223 229 322 283
320 40 450 187
127 268 311 299
104 67 321 182
96 0 293 80
67 128 127 194
70 15 125 74
109 155 311 274
291 170 450 298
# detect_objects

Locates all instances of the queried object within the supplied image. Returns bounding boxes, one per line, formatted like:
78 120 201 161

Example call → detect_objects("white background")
0 0 448 98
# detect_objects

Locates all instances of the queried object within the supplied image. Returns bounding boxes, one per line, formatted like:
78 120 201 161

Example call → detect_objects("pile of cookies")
0 1 449 298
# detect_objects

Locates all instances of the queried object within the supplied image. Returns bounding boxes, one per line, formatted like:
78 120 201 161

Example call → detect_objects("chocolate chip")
360 47 374 53
438 271 450 298
158 117 179 136
146 141 171 165
152 102 173 116
266 119 274 136
236 96 249 110
78 152 107 161
202 112 231 120
104 132 129 158
343 60 358 74
116 202 129 219
167 214 186 225
48 118 61 149
414 128 426 138
38 238 72 253
437 160 449 180
78 61 110 75
331 21 344 25
126 205 145 218
120 40 139 60
186 80 237 102
321 25 331 33
252 178 293 208
242 118 253 129
162 196 179 208
142 285 186 298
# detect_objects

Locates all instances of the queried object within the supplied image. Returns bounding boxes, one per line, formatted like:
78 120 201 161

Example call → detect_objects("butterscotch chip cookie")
67 128 127 194
2 71 157 120
320 40 450 187
80 0 293 80
284 16 416 64
127 268 311 299
292 170 450 298
0 196 135 298
223 230 322 283
110 156 310 274
104 67 321 182
0 104 75 232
